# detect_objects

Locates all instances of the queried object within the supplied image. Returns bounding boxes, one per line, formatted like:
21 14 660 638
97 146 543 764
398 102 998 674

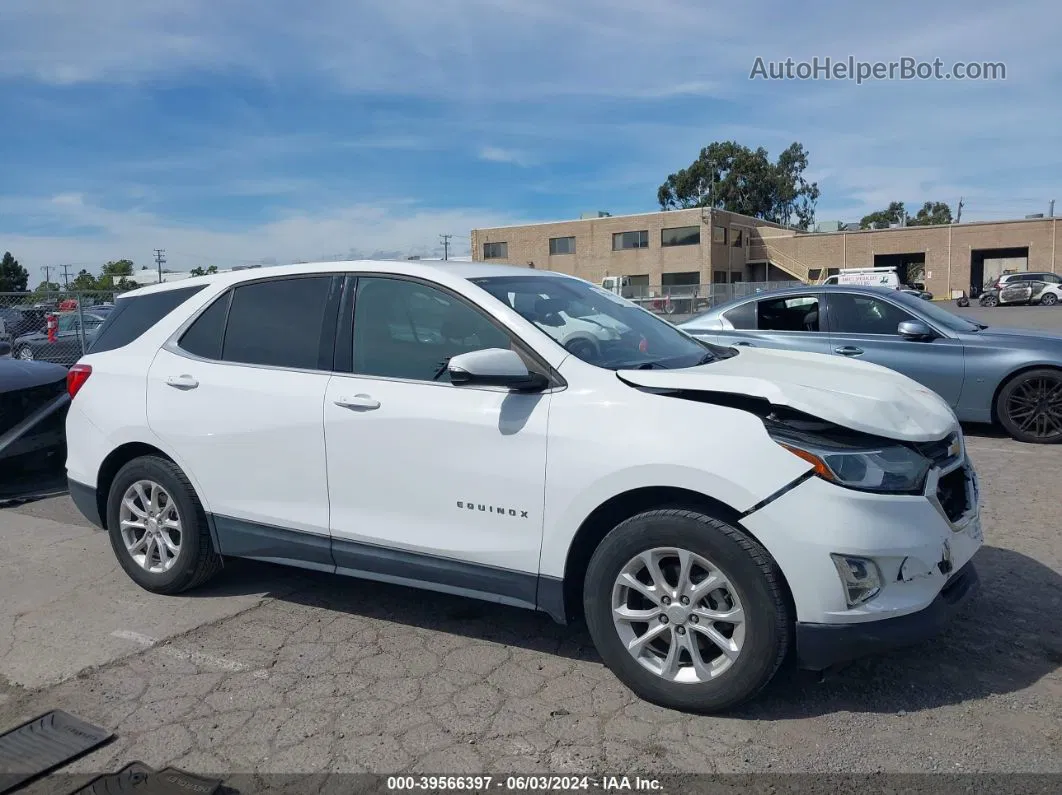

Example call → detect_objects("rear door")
824 291 965 406
147 274 342 553
697 292 832 354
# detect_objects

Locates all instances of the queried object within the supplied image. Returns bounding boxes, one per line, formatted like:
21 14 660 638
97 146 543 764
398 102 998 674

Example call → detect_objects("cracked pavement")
1 431 1061 783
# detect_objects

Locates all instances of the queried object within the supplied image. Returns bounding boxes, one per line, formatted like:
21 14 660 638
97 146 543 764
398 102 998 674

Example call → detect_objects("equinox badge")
457 501 529 519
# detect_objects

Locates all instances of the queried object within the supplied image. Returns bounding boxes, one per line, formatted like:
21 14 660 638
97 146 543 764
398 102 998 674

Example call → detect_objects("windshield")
888 290 982 332
471 275 733 370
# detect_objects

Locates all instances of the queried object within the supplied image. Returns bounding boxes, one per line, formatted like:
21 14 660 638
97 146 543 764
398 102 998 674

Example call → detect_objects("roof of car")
118 260 569 300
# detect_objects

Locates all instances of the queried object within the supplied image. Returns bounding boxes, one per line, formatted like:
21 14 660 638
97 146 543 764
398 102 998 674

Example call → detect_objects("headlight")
768 427 931 495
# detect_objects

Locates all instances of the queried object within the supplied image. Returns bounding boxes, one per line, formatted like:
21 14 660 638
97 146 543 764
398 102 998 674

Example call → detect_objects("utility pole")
41 265 54 288
59 264 74 288
439 234 452 261
955 197 964 224
154 249 166 284
1050 199 1055 218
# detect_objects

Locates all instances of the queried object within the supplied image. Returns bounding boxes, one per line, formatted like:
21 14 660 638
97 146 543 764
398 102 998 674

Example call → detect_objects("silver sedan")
679 285 1062 444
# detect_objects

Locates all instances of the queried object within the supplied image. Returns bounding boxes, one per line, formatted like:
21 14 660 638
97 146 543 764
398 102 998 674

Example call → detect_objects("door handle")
334 394 381 411
834 346 864 356
734 341 754 347
165 374 199 389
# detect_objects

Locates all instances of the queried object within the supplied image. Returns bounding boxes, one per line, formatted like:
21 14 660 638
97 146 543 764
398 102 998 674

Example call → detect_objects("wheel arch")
555 485 794 625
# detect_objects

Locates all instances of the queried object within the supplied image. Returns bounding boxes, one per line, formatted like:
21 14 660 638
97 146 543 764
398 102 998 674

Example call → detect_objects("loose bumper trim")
795 559 980 671
68 478 104 529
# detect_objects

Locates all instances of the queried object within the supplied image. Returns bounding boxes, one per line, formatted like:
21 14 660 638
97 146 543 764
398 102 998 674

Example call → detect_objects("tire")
1041 293 1059 307
15 345 34 360
956 296 970 307
105 455 223 594
980 295 998 307
583 509 791 713
995 368 1062 444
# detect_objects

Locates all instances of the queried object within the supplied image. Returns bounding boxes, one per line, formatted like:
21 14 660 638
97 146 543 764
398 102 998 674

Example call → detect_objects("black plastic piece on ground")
68 764 229 795
0 710 113 795
69 762 154 794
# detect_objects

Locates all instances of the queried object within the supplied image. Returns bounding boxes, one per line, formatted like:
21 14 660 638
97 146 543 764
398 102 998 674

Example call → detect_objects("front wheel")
583 509 791 713
15 345 34 360
995 369 1062 444
106 456 223 593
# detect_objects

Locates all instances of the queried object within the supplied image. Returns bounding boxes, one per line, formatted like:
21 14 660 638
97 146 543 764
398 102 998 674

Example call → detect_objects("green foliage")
908 201 953 226
189 265 219 276
657 141 820 230
0 251 29 292
860 202 907 229
860 200 953 229
35 280 61 293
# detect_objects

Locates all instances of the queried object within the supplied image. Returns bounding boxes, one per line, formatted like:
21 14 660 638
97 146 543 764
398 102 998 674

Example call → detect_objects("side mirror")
897 320 934 340
448 348 550 392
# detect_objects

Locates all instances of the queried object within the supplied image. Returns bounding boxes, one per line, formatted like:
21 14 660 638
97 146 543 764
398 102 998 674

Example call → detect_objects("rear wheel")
15 345 33 360
980 294 999 307
995 369 1062 444
1040 292 1059 307
106 456 222 593
583 509 791 713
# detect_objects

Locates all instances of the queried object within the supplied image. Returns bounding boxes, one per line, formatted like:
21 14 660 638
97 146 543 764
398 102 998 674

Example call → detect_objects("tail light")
67 363 92 399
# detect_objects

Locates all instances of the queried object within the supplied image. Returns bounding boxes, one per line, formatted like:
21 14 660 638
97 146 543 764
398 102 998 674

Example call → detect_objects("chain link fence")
622 281 800 323
0 291 119 367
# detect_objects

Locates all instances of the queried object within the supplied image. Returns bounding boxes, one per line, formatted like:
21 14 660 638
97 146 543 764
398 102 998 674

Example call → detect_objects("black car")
0 306 48 342
0 359 70 500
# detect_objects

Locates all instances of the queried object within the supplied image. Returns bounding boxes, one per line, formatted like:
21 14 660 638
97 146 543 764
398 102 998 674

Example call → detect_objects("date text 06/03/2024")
385 776 664 791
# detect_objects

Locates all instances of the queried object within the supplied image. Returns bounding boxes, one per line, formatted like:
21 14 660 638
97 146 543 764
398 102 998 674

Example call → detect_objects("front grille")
914 431 961 469
936 466 971 524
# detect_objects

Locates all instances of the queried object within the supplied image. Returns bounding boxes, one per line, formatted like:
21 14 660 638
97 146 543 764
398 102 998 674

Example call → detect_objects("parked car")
65 262 982 713
899 287 934 301
0 306 49 342
680 285 1062 444
12 311 107 365
0 359 70 499
980 271 1062 307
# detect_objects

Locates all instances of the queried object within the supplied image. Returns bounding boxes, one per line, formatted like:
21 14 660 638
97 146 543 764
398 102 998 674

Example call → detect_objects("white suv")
65 261 983 712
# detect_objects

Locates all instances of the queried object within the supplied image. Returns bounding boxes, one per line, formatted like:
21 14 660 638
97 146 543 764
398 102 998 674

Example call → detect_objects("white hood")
617 347 957 442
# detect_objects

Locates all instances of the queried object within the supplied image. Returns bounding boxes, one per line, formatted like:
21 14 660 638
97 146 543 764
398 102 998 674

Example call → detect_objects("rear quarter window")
88 285 206 355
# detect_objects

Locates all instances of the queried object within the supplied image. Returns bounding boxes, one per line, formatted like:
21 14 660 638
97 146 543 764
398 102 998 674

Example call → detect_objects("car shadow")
200 544 1059 716
960 421 1011 440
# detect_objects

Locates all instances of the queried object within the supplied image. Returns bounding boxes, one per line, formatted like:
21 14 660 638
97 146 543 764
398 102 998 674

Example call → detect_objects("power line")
154 249 167 283
59 264 74 289
439 234 452 261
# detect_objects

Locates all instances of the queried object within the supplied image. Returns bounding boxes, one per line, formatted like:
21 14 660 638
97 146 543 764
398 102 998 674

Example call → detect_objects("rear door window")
89 285 206 354
756 295 821 332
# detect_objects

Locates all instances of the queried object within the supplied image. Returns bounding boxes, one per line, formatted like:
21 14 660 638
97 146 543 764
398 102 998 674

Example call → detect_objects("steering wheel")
564 337 599 360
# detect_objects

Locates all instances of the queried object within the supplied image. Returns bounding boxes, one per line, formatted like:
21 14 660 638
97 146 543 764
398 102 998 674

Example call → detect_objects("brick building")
471 209 1061 299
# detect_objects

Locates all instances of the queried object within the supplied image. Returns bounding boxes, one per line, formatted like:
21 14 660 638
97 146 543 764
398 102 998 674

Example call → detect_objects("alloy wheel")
16 346 33 360
1041 293 1059 306
118 480 183 573
1004 374 1062 441
611 547 746 683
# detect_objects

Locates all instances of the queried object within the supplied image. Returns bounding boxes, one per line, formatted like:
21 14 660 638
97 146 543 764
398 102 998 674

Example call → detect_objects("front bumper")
795 559 979 670
740 445 983 649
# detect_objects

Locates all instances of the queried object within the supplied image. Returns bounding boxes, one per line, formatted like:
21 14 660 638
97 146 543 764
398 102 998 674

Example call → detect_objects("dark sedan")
679 284 1062 444
0 358 70 499
12 311 107 366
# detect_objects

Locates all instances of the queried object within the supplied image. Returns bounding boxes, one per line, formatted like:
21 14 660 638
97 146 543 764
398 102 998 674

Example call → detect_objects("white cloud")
0 195 526 274
478 147 530 166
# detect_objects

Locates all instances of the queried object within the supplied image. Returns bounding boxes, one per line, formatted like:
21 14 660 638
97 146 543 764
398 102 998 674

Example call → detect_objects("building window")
613 230 649 251
731 229 743 248
549 236 576 255
483 242 508 259
712 226 728 245
661 226 700 247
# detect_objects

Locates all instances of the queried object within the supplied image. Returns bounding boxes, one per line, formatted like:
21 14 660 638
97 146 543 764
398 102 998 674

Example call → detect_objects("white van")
822 267 900 289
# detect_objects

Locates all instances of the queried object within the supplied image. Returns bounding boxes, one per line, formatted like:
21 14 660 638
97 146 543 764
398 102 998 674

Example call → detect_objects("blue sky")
1 0 1060 277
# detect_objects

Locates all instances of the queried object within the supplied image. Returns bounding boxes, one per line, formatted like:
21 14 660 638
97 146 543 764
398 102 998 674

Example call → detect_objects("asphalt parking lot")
0 304 1059 785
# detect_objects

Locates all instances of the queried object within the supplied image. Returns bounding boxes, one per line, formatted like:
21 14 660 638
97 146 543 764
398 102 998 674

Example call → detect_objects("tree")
69 269 100 291
188 265 217 276
860 202 907 229
657 141 821 230
95 259 138 292
0 251 29 292
34 280 61 293
908 201 953 226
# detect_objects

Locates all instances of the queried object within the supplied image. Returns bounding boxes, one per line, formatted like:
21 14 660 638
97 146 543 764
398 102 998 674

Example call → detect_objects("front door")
824 291 966 406
323 275 551 608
